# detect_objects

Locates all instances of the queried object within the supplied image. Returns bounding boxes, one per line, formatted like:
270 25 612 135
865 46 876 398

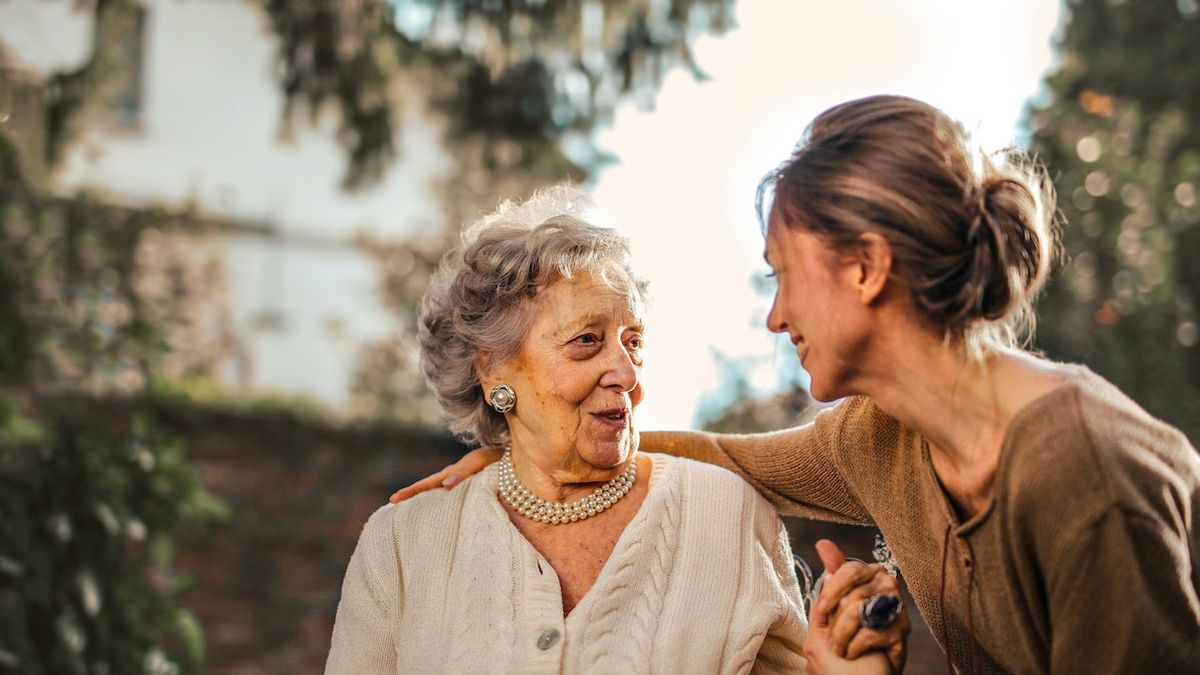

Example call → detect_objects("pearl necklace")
497 449 637 525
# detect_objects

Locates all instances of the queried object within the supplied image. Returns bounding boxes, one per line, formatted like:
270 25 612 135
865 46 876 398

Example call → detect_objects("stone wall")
153 403 463 674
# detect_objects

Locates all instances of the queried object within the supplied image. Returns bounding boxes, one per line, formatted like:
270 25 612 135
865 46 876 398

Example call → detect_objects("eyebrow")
556 311 645 337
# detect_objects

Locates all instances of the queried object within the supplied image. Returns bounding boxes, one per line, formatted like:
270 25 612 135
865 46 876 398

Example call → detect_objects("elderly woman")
325 187 885 674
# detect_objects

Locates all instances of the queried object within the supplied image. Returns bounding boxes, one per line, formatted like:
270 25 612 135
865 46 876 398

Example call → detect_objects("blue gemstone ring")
859 593 903 630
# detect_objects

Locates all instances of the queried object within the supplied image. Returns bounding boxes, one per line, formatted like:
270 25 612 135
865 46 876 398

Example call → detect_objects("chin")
808 387 838 403
806 376 844 403
583 433 636 470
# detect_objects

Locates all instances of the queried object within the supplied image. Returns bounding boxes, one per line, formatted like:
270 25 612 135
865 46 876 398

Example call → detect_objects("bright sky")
593 0 1062 430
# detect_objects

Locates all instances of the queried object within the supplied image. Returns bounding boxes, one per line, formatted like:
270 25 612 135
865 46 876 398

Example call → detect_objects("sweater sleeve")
1048 506 1200 674
325 506 400 675
641 399 873 523
752 512 809 675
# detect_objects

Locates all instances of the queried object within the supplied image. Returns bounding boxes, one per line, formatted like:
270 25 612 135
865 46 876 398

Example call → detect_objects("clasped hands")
805 539 910 675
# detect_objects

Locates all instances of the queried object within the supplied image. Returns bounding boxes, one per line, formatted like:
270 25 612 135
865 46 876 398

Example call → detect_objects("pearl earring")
489 383 516 413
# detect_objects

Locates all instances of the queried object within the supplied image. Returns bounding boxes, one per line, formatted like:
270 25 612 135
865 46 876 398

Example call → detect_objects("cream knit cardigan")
325 453 808 674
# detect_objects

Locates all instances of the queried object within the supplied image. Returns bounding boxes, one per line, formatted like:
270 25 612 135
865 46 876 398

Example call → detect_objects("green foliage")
0 396 225 674
39 0 736 189
1028 0 1200 442
146 374 331 420
261 0 735 187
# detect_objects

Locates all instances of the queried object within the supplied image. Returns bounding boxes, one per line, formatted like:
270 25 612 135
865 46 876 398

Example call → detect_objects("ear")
852 232 893 305
475 353 498 391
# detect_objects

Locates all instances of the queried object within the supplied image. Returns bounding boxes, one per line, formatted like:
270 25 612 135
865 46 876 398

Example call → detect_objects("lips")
591 407 630 428
790 334 810 366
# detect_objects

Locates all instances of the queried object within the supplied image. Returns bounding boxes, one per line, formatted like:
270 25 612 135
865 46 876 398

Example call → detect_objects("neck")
508 444 634 503
849 330 1062 516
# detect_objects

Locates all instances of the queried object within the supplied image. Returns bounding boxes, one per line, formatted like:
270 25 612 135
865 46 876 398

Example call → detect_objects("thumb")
815 538 846 575
808 539 846 629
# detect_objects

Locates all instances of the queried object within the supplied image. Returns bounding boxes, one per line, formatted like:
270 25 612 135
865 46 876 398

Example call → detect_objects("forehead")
532 270 644 327
764 212 840 270
763 210 791 263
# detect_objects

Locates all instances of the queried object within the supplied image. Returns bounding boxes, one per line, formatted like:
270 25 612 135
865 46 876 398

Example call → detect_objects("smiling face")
764 214 874 402
483 269 645 485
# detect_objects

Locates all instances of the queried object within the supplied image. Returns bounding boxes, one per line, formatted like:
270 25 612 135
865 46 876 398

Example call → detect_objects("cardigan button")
536 628 560 650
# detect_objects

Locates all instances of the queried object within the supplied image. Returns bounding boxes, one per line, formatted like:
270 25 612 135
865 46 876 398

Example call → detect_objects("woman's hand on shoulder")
388 448 503 503
805 539 910 674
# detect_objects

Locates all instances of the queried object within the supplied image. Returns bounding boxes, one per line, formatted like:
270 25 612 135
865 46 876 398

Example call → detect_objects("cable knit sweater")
324 453 808 674
647 366 1200 674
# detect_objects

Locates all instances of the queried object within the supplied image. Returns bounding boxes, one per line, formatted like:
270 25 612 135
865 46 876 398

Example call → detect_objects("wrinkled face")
488 270 645 481
764 214 869 402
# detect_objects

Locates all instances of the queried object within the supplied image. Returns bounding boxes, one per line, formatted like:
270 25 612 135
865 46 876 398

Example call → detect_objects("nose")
599 341 640 393
766 294 787 334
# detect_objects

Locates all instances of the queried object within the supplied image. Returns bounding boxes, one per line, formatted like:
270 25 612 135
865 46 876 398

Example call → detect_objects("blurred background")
1 0 1197 673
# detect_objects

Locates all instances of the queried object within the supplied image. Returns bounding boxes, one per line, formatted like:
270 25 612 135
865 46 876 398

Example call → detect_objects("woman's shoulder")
1070 367 1193 447
1008 365 1194 462
359 469 491 544
1003 365 1198 518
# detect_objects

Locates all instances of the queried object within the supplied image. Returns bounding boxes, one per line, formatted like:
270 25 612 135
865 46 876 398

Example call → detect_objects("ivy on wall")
0 130 227 673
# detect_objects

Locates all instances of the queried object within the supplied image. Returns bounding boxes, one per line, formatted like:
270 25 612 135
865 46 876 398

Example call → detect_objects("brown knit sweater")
645 367 1200 674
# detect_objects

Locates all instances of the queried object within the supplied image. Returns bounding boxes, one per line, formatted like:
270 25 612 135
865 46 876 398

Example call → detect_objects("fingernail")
389 494 400 503
442 475 461 487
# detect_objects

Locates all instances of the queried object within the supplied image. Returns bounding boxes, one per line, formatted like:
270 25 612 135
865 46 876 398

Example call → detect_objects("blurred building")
0 0 451 411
